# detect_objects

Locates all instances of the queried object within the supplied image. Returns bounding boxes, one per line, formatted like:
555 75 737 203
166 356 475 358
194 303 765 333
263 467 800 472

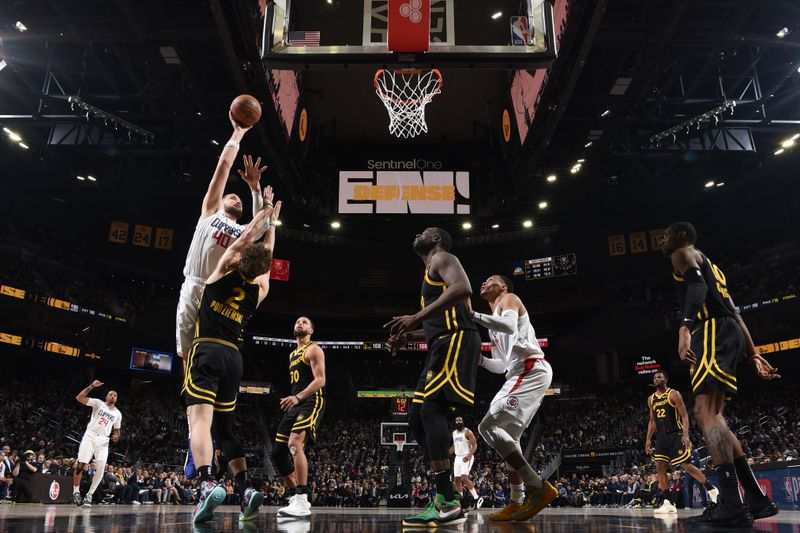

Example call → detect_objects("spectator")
12 450 40 503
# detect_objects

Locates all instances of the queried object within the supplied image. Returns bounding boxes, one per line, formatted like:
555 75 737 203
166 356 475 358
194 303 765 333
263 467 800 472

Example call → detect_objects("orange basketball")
230 94 262 128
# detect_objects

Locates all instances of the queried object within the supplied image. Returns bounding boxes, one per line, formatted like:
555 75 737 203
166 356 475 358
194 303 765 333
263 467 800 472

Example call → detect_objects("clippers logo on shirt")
183 211 246 279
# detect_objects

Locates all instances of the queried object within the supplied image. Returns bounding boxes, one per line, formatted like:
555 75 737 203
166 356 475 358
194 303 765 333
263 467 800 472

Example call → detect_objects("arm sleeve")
681 268 707 328
480 354 507 374
472 309 519 334
251 188 264 216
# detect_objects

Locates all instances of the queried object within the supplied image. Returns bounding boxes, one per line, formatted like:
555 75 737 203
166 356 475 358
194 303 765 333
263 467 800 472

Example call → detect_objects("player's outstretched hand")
384 315 420 338
238 155 268 190
91 380 103 388
387 333 408 355
229 110 253 133
271 200 282 222
749 354 780 380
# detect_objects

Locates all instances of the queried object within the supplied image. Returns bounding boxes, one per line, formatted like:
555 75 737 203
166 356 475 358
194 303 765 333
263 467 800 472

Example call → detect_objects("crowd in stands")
1 365 797 508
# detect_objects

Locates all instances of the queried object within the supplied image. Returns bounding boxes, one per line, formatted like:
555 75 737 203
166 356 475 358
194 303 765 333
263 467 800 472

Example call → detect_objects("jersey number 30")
290 370 300 384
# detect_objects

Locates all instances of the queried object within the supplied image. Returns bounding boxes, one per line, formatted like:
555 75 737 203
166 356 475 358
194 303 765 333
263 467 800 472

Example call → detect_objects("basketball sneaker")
73 492 83 507
707 486 719 504
278 493 311 517
653 498 677 514
512 481 558 521
82 495 93 507
748 497 779 520
239 488 264 522
686 503 753 527
488 501 523 521
192 481 226 524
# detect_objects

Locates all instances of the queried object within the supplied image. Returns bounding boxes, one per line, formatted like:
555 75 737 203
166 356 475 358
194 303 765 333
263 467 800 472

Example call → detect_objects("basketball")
230 94 262 128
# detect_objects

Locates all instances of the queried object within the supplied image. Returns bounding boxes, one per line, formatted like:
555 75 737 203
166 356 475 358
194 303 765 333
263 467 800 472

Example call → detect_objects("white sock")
469 488 478 498
517 464 544 489
511 483 525 504
73 485 80 494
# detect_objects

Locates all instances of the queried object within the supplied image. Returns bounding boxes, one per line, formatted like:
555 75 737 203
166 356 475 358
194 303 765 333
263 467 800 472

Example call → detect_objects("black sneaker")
686 503 753 527
748 498 778 520
73 493 83 507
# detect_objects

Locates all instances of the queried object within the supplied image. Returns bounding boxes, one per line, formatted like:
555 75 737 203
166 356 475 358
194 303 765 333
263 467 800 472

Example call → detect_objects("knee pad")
211 412 244 460
271 442 294 477
478 417 520 459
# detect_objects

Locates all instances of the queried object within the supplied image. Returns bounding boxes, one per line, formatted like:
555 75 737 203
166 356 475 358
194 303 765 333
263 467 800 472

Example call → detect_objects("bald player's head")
479 275 514 300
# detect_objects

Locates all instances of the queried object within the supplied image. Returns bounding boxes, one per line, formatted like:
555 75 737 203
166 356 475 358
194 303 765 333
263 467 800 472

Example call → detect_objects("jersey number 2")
225 288 246 310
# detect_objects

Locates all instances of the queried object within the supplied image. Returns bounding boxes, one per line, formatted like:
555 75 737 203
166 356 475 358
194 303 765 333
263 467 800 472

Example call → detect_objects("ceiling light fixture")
777 27 789 38
791 134 800 142
546 174 557 182
491 224 500 229
331 221 341 229
522 220 533 228
210 139 219 146
584 141 593 148
716 182 725 187
76 176 86 181
15 21 27 32
601 109 611 117
774 148 785 155
491 11 503 20
781 138 796 148
538 201 548 209
462 222 472 230
577 159 585 163
87 175 96 182
18 142 29 149
704 181 715 188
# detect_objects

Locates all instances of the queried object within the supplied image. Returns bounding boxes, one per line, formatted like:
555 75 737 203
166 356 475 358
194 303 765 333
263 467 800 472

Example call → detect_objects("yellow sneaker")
511 481 558 522
488 501 523 521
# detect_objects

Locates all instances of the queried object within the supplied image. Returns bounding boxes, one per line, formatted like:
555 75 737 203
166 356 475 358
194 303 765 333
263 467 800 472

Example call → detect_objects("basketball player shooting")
449 416 483 509
72 380 121 507
385 227 480 528
663 222 779 527
182 188 280 524
645 370 718 515
177 113 270 478
472 274 556 522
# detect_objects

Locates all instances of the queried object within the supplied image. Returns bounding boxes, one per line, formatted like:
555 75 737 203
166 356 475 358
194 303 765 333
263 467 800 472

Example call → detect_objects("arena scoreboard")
525 253 577 280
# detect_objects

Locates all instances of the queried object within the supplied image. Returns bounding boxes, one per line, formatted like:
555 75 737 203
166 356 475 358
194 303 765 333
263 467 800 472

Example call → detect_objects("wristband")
224 140 240 149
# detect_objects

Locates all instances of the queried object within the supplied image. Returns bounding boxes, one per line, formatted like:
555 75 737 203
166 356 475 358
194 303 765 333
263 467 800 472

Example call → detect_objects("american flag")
287 31 321 46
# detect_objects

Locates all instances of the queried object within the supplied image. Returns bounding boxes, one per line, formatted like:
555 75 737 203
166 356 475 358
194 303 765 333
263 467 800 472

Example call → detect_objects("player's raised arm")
76 380 102 405
200 113 252 219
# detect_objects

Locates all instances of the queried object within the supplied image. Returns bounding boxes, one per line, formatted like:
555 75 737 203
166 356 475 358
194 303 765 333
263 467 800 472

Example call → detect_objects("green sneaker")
434 494 466 526
403 499 439 527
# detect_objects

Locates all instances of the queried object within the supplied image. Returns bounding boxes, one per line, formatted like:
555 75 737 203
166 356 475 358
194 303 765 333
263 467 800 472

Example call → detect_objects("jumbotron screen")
130 348 173 374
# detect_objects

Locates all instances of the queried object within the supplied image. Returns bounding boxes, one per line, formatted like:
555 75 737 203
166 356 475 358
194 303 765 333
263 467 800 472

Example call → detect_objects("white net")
374 69 443 139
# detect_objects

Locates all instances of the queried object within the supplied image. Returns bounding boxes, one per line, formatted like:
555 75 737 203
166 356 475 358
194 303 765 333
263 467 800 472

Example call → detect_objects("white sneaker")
706 487 719 504
133 500 141 505
82 495 93 507
654 499 677 514
278 494 311 517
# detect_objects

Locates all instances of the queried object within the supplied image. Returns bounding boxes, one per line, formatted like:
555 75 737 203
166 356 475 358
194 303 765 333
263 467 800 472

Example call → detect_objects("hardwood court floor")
0 504 797 532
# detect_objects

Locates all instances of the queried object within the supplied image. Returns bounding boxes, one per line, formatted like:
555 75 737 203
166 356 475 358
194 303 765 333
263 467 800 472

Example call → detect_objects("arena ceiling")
1 0 799 242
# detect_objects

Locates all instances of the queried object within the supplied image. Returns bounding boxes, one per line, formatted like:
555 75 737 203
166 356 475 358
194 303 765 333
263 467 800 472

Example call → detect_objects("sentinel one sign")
338 160 470 214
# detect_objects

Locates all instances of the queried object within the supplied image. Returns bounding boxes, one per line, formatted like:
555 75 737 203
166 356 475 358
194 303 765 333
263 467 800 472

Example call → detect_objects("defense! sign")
339 163 470 214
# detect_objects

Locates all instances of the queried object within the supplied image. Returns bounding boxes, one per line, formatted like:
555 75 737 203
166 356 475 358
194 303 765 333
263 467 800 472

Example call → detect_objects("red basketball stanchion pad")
388 0 430 53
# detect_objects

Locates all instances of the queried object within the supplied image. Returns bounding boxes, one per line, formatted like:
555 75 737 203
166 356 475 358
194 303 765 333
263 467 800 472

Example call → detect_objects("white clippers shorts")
78 433 110 464
485 358 552 431
176 277 206 357
453 455 474 478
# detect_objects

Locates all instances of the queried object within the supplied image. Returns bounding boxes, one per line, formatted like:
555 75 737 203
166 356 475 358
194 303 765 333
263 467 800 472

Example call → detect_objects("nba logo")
510 16 532 46
49 481 60 500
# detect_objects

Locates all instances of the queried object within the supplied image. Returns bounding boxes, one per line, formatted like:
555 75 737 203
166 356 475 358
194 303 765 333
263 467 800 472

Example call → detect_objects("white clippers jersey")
182 211 244 279
84 398 122 440
488 310 545 376
452 429 471 457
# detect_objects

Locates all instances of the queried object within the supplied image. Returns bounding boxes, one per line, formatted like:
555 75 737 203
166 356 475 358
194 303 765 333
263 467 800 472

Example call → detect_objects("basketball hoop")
374 68 443 138
394 437 406 453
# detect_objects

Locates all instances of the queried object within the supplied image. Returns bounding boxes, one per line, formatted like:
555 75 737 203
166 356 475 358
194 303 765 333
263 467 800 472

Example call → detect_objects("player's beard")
413 236 434 255
225 205 243 220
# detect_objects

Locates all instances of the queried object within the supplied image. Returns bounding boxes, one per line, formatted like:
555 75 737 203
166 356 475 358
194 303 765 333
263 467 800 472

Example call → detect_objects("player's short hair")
496 275 514 293
668 222 697 245
654 370 668 381
432 227 452 251
239 243 272 280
